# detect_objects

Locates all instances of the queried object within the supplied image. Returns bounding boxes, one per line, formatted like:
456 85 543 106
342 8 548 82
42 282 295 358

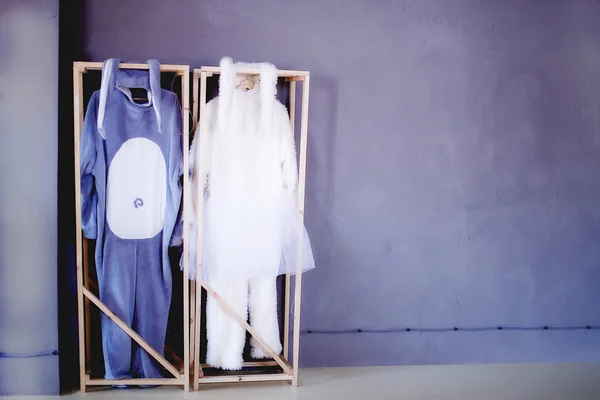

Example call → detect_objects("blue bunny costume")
80 58 183 380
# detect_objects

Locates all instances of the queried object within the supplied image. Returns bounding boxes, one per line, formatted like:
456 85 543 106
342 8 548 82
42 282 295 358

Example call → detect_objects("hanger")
130 87 149 102
237 79 255 91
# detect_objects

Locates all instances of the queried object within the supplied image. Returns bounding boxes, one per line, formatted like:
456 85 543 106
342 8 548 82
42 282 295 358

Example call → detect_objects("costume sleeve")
182 100 215 279
276 101 317 276
169 94 184 247
80 94 99 239
278 103 298 193
197 100 214 191
183 126 199 279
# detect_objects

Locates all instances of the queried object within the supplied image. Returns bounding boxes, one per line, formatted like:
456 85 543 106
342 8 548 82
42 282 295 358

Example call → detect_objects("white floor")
10 363 600 399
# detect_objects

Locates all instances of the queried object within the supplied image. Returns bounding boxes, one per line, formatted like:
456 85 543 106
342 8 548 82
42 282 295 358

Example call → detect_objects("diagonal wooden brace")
82 287 181 379
197 279 292 375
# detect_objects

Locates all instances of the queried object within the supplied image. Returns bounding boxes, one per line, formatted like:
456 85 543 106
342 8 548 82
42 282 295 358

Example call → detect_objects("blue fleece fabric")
80 60 183 379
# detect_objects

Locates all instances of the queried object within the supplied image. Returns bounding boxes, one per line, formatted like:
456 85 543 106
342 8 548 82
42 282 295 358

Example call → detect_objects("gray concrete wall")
0 0 60 394
82 0 600 367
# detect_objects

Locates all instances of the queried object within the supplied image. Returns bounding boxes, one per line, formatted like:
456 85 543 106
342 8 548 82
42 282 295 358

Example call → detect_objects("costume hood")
217 56 278 132
97 58 163 138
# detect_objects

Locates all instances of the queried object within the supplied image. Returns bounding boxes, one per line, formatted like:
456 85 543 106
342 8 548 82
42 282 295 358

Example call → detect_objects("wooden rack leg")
283 80 297 360
193 71 208 390
187 72 200 379
181 68 191 393
185 73 199 388
283 277 291 360
190 281 196 368
189 71 199 387
83 239 91 371
192 72 199 134
292 76 310 387
73 65 86 393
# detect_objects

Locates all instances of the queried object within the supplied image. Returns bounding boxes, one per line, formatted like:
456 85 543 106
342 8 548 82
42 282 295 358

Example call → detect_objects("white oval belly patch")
106 137 167 239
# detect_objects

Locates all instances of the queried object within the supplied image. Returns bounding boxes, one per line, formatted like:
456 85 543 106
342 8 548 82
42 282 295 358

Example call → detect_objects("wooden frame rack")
72 61 191 392
190 66 310 389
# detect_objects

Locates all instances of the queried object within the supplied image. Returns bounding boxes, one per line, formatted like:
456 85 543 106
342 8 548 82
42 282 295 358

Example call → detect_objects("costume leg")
249 276 282 359
99 234 136 380
131 234 172 378
206 278 248 370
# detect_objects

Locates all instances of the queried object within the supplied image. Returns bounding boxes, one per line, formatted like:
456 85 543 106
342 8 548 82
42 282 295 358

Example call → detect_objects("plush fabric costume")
80 58 183 379
186 57 315 370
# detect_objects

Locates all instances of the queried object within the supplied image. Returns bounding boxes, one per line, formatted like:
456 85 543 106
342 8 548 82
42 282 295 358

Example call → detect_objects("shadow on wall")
303 74 340 274
57 0 87 394
288 73 345 367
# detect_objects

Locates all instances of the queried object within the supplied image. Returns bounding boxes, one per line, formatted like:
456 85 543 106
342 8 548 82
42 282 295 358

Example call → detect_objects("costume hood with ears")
97 58 163 139
216 56 278 132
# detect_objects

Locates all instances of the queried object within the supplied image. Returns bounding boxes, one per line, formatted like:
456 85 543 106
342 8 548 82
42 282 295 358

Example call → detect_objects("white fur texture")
205 277 281 370
205 279 248 370
189 57 298 281
185 56 315 370
249 277 282 359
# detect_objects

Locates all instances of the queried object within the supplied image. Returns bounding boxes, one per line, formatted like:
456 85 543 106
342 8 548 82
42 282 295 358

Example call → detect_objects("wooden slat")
86 378 183 386
197 374 293 384
73 64 86 393
193 70 209 390
196 66 309 78
192 72 200 132
189 71 199 383
181 65 191 393
82 287 180 378
292 76 310 387
74 61 188 73
82 239 91 369
197 279 291 375
164 344 183 367
86 277 98 291
189 281 196 369
283 79 297 360
200 360 280 369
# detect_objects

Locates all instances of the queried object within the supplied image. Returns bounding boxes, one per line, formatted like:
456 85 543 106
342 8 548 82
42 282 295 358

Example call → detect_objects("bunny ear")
217 56 235 131
259 62 278 133
97 58 121 139
146 59 162 133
